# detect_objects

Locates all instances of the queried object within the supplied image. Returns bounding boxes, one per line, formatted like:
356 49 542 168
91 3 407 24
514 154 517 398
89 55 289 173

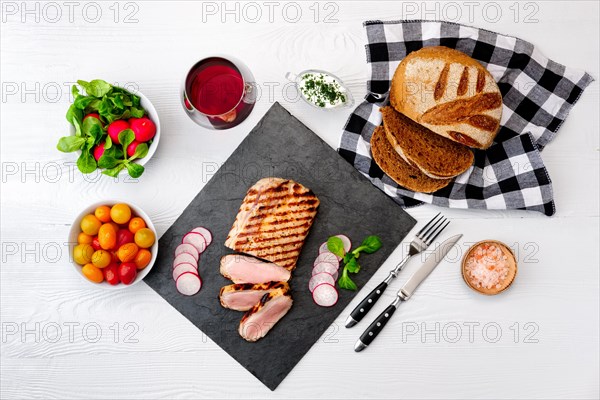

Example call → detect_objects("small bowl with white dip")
286 69 354 110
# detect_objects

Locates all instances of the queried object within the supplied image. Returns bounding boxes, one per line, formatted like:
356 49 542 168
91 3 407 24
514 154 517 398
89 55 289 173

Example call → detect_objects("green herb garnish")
300 73 347 108
327 235 383 291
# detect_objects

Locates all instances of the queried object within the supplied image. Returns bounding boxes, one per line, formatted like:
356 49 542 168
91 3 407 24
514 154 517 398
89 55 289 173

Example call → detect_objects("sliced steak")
238 291 293 342
219 281 290 311
219 254 291 284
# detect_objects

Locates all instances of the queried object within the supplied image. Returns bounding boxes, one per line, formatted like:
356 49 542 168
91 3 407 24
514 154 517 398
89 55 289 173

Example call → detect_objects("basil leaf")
346 257 361 274
118 129 135 149
98 154 119 169
125 162 144 178
129 107 145 118
56 136 85 152
337 269 357 291
104 135 112 150
102 164 125 177
327 236 346 258
78 79 112 97
130 143 148 160
76 150 97 174
66 104 83 126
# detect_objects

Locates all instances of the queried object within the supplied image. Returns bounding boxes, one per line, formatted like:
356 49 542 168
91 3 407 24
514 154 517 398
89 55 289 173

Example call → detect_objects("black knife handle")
346 281 388 327
355 304 398 351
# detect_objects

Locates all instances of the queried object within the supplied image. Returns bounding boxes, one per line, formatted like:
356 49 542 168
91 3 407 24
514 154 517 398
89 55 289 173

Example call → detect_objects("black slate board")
144 102 416 390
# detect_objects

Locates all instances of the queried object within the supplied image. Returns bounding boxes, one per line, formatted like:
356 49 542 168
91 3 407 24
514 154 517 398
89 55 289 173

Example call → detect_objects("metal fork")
345 213 450 328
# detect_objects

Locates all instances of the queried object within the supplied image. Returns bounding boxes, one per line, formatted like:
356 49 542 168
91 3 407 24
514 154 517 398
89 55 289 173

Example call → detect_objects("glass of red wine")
181 56 256 130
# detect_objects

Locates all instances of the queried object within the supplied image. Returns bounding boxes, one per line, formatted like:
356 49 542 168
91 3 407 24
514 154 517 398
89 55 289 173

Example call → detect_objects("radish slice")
190 227 213 247
173 253 198 269
314 252 340 266
309 272 336 292
175 243 199 261
312 283 338 307
318 242 330 254
176 272 202 296
335 235 352 253
318 242 342 261
173 263 198 280
182 232 207 254
313 262 339 280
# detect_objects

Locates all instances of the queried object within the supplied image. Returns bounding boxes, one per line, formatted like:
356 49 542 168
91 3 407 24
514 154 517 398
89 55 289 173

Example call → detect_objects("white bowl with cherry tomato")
69 201 158 289
66 87 160 178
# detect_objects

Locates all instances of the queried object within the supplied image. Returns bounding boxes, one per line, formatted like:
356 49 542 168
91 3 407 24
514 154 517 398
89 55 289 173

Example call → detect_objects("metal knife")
354 234 462 352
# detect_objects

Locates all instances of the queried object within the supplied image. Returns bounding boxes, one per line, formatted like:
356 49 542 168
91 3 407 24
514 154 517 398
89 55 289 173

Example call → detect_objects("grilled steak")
238 291 293 342
219 281 290 311
225 177 319 270
220 254 291 284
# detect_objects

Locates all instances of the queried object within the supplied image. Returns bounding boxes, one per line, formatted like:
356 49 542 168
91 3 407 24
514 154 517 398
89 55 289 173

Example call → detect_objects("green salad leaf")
327 236 345 258
329 234 383 291
56 136 85 152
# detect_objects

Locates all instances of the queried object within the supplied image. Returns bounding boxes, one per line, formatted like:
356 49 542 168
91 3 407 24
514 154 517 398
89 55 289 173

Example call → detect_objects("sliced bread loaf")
390 46 502 149
381 106 474 179
370 126 452 193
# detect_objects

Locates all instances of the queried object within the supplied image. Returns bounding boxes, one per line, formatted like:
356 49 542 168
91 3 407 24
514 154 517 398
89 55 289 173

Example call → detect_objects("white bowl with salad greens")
57 79 160 179
286 69 354 110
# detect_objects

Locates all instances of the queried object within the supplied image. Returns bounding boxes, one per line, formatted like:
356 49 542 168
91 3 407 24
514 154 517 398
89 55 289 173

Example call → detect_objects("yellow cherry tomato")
117 243 139 262
110 203 132 225
128 217 146 234
77 232 93 244
98 223 117 250
134 249 152 270
134 228 155 249
73 244 94 265
80 214 102 236
94 205 112 223
91 250 112 269
82 263 104 283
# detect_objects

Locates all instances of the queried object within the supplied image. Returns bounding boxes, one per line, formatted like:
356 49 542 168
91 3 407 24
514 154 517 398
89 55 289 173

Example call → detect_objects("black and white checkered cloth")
339 20 593 216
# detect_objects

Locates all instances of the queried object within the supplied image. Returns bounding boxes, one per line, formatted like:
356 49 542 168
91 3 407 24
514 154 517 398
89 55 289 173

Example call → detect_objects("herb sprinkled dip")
298 72 348 108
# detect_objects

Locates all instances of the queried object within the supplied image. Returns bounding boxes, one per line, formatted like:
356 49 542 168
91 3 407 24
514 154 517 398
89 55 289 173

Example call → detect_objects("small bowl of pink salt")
462 240 517 295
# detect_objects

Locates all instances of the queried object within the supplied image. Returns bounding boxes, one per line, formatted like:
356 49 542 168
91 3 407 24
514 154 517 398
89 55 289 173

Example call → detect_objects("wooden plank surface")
1 1 598 398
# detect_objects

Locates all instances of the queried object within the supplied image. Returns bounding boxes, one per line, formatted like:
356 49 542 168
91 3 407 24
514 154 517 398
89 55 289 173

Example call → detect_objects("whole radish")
84 113 102 125
130 117 156 142
126 141 142 157
107 120 130 145
92 143 105 161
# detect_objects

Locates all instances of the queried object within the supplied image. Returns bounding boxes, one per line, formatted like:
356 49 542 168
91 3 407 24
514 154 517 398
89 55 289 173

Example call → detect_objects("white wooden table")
1 1 598 398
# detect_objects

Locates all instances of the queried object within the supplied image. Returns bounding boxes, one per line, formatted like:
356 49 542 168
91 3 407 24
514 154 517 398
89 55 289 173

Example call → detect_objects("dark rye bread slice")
380 107 474 179
370 126 452 193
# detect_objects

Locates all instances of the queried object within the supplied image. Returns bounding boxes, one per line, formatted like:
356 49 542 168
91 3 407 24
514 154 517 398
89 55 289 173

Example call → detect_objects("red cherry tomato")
91 236 102 251
130 117 156 142
116 229 134 248
103 263 121 285
118 262 137 285
107 120 130 145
